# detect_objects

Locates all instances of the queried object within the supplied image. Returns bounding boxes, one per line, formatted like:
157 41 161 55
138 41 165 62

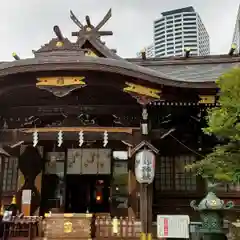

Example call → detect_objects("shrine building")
0 9 239 221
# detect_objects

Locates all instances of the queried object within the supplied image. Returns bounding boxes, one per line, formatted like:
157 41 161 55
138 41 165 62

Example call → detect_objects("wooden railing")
2 215 236 239
1 216 42 239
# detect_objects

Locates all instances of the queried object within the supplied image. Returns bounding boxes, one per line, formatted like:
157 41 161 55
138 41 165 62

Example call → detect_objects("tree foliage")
187 68 240 183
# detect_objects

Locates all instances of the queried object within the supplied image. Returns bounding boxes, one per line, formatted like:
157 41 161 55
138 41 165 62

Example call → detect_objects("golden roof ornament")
85 50 97 57
70 8 113 41
56 41 63 47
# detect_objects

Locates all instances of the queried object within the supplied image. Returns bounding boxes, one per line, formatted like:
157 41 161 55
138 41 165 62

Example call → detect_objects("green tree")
187 68 240 183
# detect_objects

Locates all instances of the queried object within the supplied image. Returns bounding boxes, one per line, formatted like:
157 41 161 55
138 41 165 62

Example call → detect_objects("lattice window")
155 157 173 191
2 157 18 193
175 156 197 191
216 183 239 193
155 155 197 191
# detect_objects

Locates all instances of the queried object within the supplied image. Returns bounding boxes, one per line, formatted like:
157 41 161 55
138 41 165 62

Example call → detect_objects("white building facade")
154 6 210 57
232 5 240 53
136 44 155 58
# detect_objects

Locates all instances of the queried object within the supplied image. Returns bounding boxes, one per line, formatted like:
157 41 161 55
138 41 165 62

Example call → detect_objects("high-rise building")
232 5 240 53
154 6 210 57
136 44 155 58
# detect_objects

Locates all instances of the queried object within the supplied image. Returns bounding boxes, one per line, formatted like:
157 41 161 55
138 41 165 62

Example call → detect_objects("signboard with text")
157 215 190 239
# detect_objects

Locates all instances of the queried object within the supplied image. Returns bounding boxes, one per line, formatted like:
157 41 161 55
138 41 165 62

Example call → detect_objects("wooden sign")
44 214 92 239
21 189 32 216
157 215 190 239
81 149 98 174
97 149 111 174
45 152 65 175
67 149 82 174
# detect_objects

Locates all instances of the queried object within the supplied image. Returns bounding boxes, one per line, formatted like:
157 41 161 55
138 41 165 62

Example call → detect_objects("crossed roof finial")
70 8 113 39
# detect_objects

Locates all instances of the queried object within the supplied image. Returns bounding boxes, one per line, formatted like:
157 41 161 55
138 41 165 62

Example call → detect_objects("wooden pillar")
62 150 68 211
0 156 5 205
147 183 153 235
142 105 154 240
140 184 148 237
128 130 141 218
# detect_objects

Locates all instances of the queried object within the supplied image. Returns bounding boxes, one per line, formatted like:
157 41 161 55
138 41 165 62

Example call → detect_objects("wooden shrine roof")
0 9 239 89
127 55 240 84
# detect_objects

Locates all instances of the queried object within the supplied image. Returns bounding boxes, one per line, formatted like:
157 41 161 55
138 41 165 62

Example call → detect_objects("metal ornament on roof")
135 149 155 184
70 8 113 40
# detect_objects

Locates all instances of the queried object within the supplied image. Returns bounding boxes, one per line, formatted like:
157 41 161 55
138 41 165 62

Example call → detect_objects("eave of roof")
126 55 240 84
126 54 240 65
0 56 216 89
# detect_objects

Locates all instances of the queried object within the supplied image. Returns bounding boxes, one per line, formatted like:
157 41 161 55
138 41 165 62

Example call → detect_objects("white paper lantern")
135 150 155 184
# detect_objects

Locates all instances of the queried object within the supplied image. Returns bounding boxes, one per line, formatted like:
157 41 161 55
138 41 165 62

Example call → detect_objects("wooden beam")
21 127 137 134
0 128 168 144
1 105 141 117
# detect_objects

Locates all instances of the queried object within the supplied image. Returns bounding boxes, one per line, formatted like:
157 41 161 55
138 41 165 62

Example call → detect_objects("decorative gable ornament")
36 76 86 97
131 140 159 157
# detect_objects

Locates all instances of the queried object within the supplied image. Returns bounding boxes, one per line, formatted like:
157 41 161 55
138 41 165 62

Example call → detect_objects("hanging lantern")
33 130 38 147
135 149 155 184
95 180 104 204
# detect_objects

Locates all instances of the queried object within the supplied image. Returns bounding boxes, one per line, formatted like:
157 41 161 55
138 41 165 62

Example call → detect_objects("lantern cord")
169 133 204 158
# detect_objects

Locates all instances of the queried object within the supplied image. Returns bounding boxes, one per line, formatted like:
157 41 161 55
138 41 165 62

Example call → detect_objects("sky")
0 0 239 60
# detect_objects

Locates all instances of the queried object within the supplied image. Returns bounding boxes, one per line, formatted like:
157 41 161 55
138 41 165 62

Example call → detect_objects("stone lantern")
190 183 234 240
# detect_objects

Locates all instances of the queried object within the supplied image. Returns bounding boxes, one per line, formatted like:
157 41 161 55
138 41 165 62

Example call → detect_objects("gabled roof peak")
70 9 113 43
33 9 121 60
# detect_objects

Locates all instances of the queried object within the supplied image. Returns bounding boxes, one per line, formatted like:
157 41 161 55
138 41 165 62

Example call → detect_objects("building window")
155 156 197 191
184 26 197 30
185 18 196 21
175 36 182 40
174 14 181 18
183 13 196 17
175 23 182 27
175 32 182 36
184 35 197 39
216 183 239 193
184 31 197 34
175 49 182 53
1 157 18 193
184 21 196 25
